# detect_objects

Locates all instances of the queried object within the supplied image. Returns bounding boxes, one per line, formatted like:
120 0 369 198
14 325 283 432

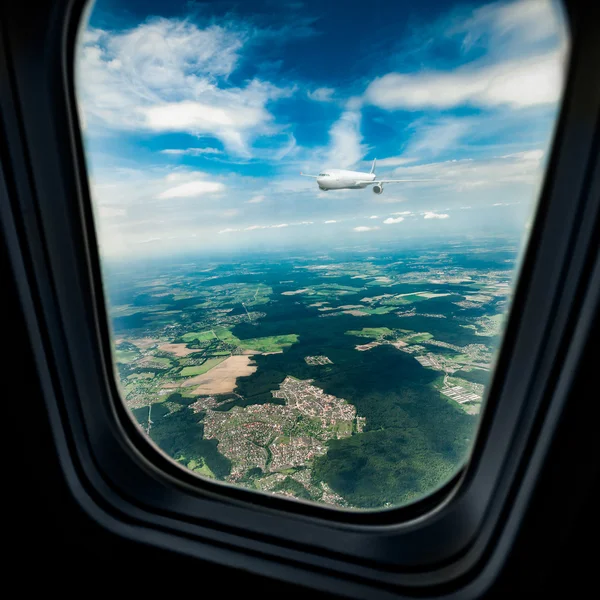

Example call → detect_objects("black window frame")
1 0 599 596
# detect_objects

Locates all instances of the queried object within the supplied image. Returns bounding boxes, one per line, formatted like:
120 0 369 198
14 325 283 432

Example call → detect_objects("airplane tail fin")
370 158 377 174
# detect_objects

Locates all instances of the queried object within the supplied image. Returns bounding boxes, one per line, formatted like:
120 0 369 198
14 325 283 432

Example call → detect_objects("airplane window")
75 0 568 510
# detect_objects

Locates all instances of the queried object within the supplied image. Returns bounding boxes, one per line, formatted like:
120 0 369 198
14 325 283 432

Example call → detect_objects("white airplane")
301 159 431 194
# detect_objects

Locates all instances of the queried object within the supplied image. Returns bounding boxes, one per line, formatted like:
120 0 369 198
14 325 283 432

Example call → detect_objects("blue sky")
77 0 567 257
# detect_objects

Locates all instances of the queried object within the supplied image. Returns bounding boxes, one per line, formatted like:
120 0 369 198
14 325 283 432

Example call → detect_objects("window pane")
76 0 568 510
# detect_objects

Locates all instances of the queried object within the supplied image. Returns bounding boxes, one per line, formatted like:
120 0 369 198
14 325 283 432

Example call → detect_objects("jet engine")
372 184 383 195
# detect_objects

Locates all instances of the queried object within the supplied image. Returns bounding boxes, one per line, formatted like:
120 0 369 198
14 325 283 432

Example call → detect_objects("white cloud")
424 212 450 219
324 220 337 224
345 96 363 111
364 51 564 110
161 147 222 156
384 216 405 224
246 195 266 204
143 98 266 130
503 149 545 161
243 222 291 231
87 165 277 256
83 28 103 45
354 226 379 232
112 19 243 79
165 171 198 182
272 134 298 161
89 164 343 257
369 215 379 219
326 111 367 168
391 211 412 216
373 156 417 167
391 149 546 190
453 0 564 53
405 118 470 157
364 0 567 114
91 167 223 206
76 20 293 156
307 87 335 102
158 180 225 198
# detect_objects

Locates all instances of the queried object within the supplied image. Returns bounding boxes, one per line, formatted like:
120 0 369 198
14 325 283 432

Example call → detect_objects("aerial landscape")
78 0 565 510
107 237 515 509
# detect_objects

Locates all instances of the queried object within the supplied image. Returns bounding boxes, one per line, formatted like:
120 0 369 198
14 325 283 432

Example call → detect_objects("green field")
182 327 297 354
380 294 428 306
417 292 451 299
345 327 395 339
478 313 505 335
239 334 299 353
144 356 173 367
115 349 139 363
402 332 434 343
182 330 219 342
446 376 483 395
310 284 364 297
184 458 216 479
333 421 353 436
179 357 227 377
126 372 155 380
361 306 397 315
214 327 242 343
451 353 472 363
246 284 272 306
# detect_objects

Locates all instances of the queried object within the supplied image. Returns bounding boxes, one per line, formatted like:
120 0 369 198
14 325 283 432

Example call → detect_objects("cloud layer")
78 20 292 156
365 53 563 110
78 0 567 257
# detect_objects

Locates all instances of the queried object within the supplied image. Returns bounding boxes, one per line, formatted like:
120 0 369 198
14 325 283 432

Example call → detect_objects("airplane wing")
356 179 435 185
300 172 319 178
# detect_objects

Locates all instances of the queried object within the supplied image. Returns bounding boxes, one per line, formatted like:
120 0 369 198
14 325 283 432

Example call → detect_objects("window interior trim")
1 0 599 596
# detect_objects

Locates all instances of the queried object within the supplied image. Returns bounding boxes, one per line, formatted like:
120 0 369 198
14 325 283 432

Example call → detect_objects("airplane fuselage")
301 159 428 193
316 169 376 191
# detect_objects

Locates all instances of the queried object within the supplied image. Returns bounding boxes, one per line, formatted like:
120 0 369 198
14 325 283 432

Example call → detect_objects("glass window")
76 0 568 510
